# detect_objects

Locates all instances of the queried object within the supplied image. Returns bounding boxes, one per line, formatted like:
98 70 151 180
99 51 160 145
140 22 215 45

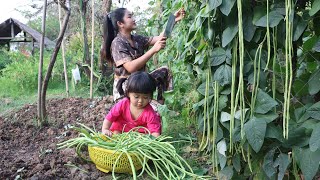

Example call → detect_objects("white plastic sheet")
71 66 81 83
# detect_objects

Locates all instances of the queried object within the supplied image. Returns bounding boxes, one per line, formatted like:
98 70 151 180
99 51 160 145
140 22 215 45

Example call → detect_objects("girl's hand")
174 8 186 22
152 37 166 53
102 129 113 137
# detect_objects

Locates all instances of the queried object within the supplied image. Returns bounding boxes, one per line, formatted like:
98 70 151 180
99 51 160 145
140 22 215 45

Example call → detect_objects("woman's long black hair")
101 8 127 65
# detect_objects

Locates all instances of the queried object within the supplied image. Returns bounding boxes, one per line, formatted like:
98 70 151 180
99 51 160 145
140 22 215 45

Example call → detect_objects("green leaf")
293 15 308 41
217 125 224 143
255 111 279 123
218 95 228 110
217 139 227 156
265 124 284 142
197 81 214 96
222 24 238 47
232 153 241 172
243 13 256 42
194 51 206 65
207 20 214 40
213 64 232 86
309 123 320 152
218 152 227 169
294 147 320 180
301 119 319 130
308 69 320 95
262 148 276 178
210 48 227 66
244 117 267 152
313 40 320 52
193 168 209 176
234 108 249 119
253 6 265 24
220 112 231 122
218 166 234 180
274 153 291 180
254 11 284 28
219 0 236 16
303 36 318 51
208 0 222 11
307 101 320 120
271 1 286 15
309 0 320 16
295 106 311 123
254 89 278 114
282 123 310 148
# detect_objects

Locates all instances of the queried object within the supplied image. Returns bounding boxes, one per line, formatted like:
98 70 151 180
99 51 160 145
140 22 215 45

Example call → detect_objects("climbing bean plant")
160 0 320 179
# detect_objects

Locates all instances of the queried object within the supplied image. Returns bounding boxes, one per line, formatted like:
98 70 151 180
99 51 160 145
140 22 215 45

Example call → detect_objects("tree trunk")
102 0 112 14
40 1 71 119
80 0 91 77
99 0 112 76
37 0 48 125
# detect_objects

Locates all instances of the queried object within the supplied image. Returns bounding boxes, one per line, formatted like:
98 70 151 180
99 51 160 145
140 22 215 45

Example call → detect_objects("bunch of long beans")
57 123 205 180
283 0 293 139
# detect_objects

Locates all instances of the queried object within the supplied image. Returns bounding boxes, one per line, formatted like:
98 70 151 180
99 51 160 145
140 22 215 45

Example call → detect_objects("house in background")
0 18 54 55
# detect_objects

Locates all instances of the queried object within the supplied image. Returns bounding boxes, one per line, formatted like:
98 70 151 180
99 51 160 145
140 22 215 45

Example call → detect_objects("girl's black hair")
117 71 156 97
101 8 127 65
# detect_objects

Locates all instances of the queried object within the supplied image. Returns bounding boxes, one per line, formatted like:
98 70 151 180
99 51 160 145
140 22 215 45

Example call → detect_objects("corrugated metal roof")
0 18 54 47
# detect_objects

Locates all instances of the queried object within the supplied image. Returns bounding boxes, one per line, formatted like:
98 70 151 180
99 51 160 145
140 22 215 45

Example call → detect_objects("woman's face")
119 10 136 31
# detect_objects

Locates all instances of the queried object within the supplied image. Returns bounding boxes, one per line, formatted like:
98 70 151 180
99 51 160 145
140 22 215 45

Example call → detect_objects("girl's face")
128 92 151 109
118 10 136 31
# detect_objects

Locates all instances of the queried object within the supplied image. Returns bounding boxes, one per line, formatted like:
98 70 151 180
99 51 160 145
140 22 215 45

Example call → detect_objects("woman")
102 7 185 104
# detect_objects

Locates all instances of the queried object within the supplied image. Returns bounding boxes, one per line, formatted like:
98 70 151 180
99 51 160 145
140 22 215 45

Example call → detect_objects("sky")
0 0 32 23
0 0 151 24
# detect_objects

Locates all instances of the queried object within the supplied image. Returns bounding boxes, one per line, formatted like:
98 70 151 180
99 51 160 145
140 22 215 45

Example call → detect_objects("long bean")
237 0 246 139
283 0 293 139
199 69 211 151
230 38 238 153
251 34 266 117
212 81 219 175
272 27 278 113
265 0 271 71
57 124 206 179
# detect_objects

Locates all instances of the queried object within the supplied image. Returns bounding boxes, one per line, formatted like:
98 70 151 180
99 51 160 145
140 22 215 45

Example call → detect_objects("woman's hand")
174 8 186 23
102 129 113 137
152 36 166 53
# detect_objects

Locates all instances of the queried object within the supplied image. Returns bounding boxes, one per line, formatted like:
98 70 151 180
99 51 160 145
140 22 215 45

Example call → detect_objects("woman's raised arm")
123 37 166 73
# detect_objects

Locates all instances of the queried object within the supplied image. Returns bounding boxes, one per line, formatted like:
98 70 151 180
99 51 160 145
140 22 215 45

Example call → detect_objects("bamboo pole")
90 0 95 99
37 0 48 124
59 0 69 97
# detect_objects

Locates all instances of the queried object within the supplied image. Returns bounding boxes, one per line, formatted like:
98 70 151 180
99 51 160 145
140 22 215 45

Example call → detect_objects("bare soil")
0 96 127 179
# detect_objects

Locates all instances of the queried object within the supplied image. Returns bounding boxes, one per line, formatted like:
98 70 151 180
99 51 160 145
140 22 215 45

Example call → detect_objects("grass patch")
0 82 93 117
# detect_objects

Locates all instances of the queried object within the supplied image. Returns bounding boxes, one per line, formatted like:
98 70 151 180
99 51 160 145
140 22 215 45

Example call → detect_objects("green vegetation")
2 0 320 179
157 0 320 179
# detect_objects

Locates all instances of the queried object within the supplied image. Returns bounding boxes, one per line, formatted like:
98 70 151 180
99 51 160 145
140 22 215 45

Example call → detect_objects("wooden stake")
59 0 69 97
90 0 95 99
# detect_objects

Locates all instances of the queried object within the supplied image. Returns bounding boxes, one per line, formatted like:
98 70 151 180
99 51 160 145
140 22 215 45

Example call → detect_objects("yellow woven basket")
88 145 143 174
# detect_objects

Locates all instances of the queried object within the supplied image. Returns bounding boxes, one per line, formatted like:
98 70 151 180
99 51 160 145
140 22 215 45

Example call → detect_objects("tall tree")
39 0 71 121
37 0 48 125
79 0 91 77
99 0 112 76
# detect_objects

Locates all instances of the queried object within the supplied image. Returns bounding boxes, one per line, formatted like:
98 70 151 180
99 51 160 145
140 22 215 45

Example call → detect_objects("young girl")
102 71 161 137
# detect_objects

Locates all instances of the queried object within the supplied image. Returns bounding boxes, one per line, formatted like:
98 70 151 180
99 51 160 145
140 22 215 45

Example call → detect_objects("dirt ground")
0 96 127 179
